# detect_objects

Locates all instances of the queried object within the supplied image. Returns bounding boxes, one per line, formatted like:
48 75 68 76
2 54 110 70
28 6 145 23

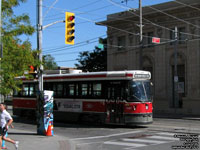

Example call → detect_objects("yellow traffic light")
65 12 75 45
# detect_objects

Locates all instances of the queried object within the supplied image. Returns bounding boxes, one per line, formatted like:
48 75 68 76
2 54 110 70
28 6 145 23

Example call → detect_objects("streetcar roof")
17 70 151 82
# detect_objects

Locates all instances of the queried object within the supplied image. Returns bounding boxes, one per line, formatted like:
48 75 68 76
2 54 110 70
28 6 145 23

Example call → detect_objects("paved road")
8 117 200 150
6 107 200 150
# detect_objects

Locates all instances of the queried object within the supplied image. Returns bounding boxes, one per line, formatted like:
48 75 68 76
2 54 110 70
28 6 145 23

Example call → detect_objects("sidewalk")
153 113 200 121
5 128 72 150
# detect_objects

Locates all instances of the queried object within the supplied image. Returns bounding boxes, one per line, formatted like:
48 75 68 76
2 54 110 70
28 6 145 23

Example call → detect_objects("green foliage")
43 54 58 70
75 38 107 72
0 0 36 96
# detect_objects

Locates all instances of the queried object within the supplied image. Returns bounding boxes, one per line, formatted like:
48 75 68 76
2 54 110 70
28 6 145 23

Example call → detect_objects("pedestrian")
1 121 14 149
0 103 19 150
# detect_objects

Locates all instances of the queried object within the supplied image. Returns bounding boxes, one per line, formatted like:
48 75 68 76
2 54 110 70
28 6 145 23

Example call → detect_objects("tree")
43 54 58 70
75 38 107 72
0 0 36 97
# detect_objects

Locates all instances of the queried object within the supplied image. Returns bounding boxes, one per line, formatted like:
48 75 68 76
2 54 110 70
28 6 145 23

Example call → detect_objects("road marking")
71 130 143 141
156 132 175 136
146 135 178 141
104 132 179 150
122 138 167 144
104 141 146 147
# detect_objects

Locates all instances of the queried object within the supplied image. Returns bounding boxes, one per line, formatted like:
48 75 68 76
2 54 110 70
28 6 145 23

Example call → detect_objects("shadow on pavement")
9 132 38 136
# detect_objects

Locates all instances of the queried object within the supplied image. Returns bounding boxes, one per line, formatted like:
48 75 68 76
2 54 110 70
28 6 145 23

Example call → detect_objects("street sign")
152 37 160 44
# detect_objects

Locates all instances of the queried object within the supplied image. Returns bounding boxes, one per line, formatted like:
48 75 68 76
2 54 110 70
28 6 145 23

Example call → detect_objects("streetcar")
13 70 153 125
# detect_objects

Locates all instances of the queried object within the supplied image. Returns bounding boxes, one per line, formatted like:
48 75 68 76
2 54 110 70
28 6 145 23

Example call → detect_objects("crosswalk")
103 132 178 150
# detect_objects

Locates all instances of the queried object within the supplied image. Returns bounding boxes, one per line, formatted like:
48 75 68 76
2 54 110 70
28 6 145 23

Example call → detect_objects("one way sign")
152 37 160 44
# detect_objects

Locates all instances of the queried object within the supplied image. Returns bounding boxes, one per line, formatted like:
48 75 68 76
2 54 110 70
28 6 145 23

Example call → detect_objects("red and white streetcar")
13 70 153 125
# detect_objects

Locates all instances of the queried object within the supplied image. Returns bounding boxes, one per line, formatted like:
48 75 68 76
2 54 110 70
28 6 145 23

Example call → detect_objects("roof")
96 0 200 26
19 70 151 82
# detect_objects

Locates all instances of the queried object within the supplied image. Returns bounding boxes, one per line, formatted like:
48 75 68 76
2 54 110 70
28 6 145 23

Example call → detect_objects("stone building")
97 0 200 116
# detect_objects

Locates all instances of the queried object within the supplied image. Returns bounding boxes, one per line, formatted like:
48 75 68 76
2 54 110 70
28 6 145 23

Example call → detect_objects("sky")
14 0 173 68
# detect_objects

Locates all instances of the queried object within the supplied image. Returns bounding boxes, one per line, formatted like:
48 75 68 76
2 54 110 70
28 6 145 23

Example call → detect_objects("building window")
147 32 154 47
170 29 175 45
117 36 126 51
178 27 186 44
142 33 147 47
142 32 154 47
170 27 186 45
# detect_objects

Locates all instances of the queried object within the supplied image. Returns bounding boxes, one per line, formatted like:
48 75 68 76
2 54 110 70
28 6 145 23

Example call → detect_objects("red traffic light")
68 16 75 21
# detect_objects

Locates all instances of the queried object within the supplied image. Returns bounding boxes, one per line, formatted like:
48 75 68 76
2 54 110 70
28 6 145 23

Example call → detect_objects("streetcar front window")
128 80 152 102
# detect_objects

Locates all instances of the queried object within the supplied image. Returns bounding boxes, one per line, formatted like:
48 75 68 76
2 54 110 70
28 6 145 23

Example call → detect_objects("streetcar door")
105 81 124 124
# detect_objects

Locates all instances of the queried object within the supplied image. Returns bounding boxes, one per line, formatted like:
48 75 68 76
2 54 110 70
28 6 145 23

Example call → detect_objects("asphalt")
3 106 200 150
3 116 199 150
4 128 72 150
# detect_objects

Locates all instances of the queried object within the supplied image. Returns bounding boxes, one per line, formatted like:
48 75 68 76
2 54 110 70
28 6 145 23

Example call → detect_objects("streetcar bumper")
125 113 153 125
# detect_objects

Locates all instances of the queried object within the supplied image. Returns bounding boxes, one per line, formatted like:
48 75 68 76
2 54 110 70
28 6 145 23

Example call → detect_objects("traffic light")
29 65 37 78
65 12 75 45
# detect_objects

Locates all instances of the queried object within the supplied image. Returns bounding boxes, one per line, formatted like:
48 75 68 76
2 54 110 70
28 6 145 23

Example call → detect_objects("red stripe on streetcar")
124 102 152 114
44 74 107 80
13 99 36 109
21 73 133 81
83 101 105 112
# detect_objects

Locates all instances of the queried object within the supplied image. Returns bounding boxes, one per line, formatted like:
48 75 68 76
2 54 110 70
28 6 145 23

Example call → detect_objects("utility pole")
139 0 143 70
174 26 179 108
37 0 43 92
0 0 2 103
36 0 64 136
36 0 44 135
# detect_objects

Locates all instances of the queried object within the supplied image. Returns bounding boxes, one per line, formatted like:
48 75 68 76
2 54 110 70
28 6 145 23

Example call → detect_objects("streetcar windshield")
128 80 152 102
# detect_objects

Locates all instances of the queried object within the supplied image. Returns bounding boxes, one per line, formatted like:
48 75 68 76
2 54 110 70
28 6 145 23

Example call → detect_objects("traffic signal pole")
37 0 43 92
174 26 179 108
36 0 65 135
139 0 143 70
0 0 2 102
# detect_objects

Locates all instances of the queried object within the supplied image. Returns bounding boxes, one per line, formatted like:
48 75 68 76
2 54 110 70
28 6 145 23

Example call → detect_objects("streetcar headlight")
133 105 137 111
145 104 149 110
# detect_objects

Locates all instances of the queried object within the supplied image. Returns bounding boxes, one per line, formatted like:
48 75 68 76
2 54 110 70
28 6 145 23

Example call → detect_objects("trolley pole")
139 0 143 70
174 26 179 108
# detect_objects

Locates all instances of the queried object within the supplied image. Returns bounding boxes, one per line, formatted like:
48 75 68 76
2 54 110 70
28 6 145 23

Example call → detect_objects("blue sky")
14 0 172 67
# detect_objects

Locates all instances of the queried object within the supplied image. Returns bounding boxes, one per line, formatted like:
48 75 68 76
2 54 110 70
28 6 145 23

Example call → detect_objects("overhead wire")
71 0 102 11
172 0 200 11
43 0 59 20
43 34 106 52
106 0 200 37
42 0 200 54
147 5 200 30
53 37 200 63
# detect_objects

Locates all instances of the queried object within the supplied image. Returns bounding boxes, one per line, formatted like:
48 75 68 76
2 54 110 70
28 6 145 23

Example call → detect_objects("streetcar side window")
29 84 35 96
69 84 76 96
14 83 37 97
93 83 101 97
57 83 63 97
81 83 88 96
22 84 29 96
